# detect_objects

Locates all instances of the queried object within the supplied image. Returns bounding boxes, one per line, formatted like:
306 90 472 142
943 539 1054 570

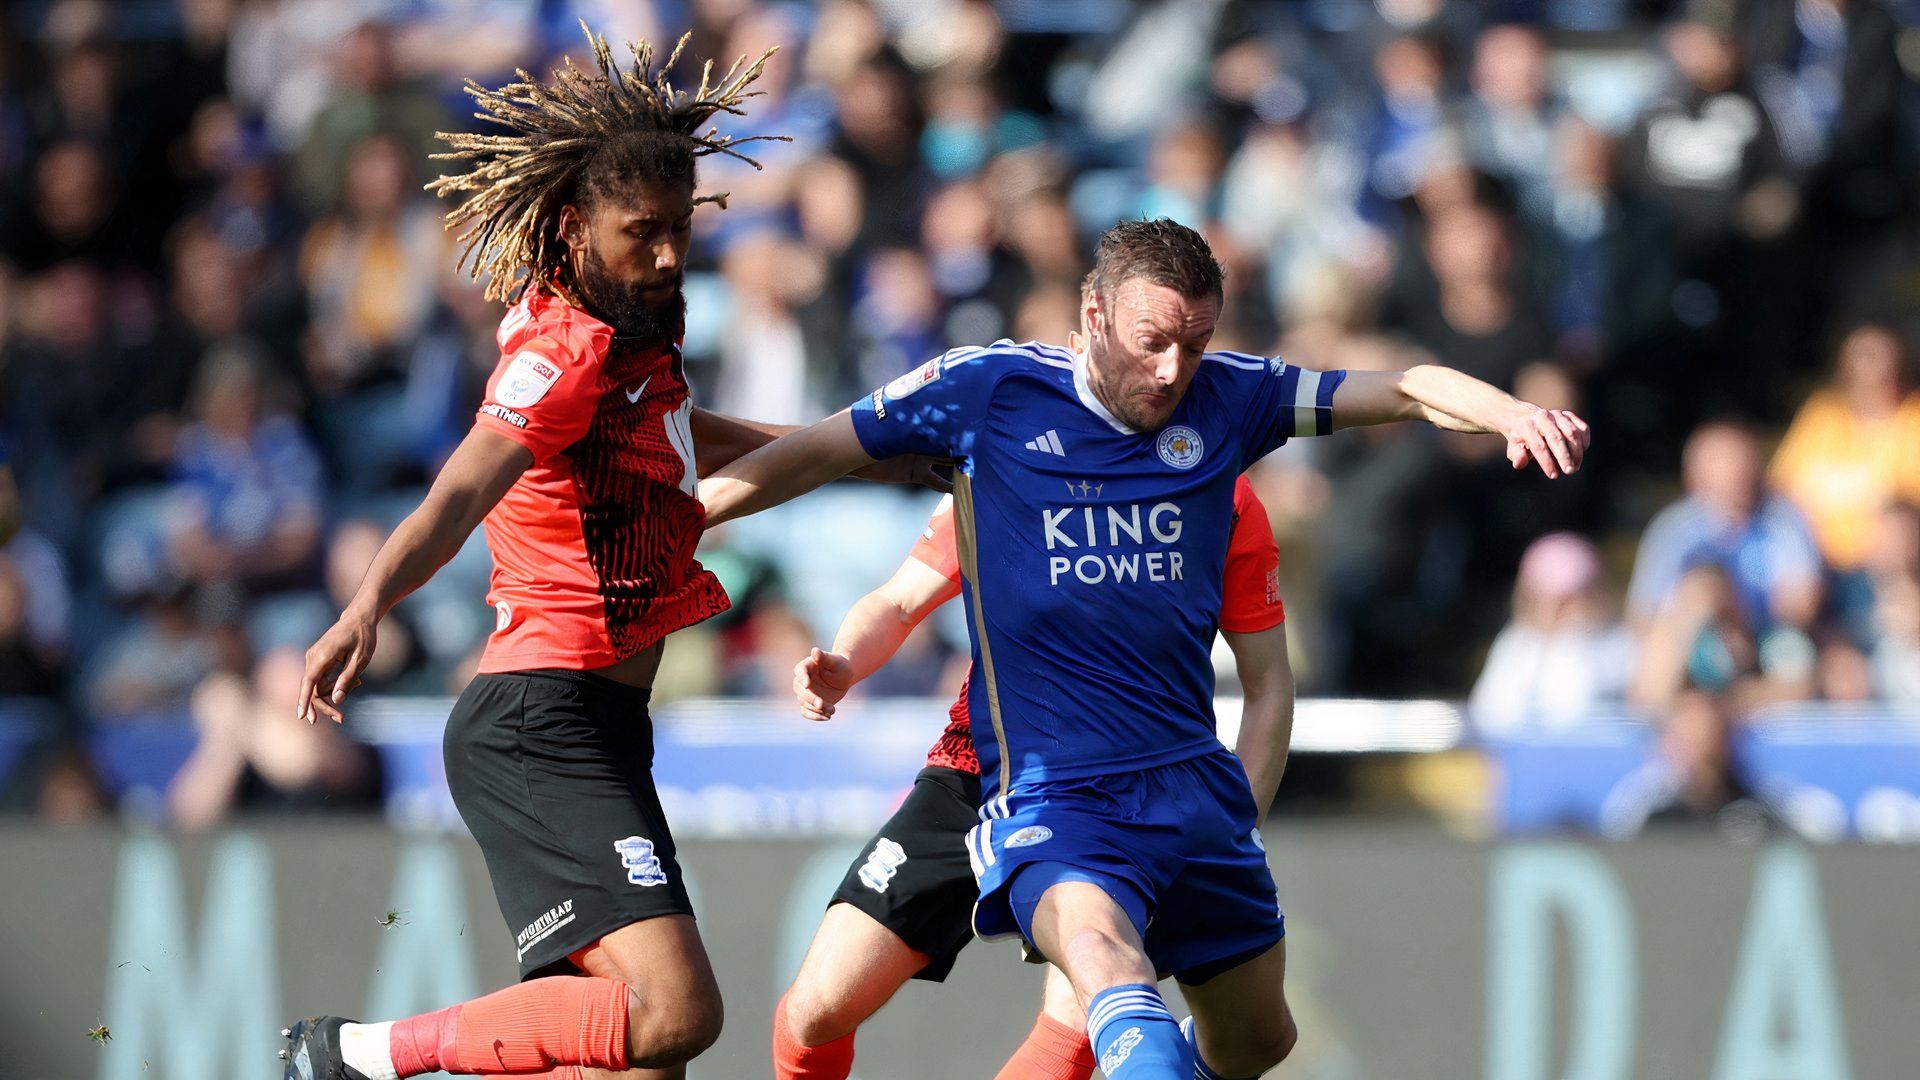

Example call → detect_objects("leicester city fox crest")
613 836 669 887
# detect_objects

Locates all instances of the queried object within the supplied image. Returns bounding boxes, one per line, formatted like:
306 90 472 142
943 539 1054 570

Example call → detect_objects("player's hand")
852 454 954 494
793 647 854 721
1504 407 1589 480
298 609 378 724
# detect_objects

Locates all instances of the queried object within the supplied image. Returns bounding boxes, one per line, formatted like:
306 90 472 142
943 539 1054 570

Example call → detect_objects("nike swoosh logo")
625 377 650 403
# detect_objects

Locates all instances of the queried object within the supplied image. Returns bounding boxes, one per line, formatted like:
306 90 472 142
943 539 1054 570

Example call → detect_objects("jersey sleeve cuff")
475 405 551 460
849 389 901 461
1219 610 1286 635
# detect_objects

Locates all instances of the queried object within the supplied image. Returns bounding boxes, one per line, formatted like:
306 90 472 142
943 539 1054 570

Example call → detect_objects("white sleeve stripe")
940 340 1076 370
1293 368 1323 437
1203 350 1268 370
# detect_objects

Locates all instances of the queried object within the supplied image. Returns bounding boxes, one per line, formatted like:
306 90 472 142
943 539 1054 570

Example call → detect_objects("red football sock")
993 1013 1097 1080
483 1070 583 1080
389 976 629 1076
771 993 856 1080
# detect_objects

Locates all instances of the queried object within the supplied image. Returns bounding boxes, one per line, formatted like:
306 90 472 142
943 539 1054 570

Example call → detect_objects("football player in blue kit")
699 219 1588 1078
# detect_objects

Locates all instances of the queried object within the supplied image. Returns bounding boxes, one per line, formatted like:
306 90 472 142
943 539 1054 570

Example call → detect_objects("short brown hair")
1082 218 1225 305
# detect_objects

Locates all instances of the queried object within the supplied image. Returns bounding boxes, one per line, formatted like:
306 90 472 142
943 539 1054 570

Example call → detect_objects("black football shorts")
829 765 984 982
443 669 694 979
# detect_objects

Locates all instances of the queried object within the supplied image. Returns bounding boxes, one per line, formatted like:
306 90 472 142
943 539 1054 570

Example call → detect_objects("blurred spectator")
1463 24 1562 216
168 646 376 828
1383 200 1552 392
1360 34 1455 222
713 231 823 426
1309 337 1458 694
1737 0 1906 232
852 247 944 388
0 529 68 698
1769 322 1920 571
301 133 444 394
1629 421 1830 718
1529 117 1681 369
0 262 122 539
80 585 216 718
291 20 448 213
1625 14 1789 263
831 52 925 246
1823 502 1920 703
1471 533 1634 736
922 180 1026 343
1602 689 1774 838
1002 189 1085 293
1630 561 1815 714
9 138 124 272
165 349 323 593
1138 119 1226 229
1628 421 1822 635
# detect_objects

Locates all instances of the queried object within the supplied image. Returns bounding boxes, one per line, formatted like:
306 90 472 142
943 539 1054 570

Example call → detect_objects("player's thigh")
1178 938 1295 1074
1027 877 1156 1008
783 902 931 1043
574 914 723 1066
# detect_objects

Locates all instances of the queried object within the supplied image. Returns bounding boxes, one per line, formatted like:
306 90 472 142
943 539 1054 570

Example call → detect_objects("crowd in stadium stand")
0 0 1913 827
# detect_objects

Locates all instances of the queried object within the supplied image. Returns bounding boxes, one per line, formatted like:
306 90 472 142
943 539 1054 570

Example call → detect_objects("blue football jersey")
851 340 1346 797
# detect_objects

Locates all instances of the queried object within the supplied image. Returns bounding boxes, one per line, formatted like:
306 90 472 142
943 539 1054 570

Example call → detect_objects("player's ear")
557 203 589 253
1080 287 1102 341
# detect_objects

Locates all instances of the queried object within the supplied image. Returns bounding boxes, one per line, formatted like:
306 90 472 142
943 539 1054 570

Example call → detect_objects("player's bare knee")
780 984 858 1046
1211 1015 1297 1075
626 986 723 1068
1272 1014 1299 1064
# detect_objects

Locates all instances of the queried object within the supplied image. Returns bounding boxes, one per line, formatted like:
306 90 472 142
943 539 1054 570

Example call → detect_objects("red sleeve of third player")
1221 477 1285 633
907 495 963 583
474 333 604 464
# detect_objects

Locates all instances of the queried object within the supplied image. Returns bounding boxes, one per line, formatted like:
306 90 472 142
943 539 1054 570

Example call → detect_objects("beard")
1087 337 1179 432
576 244 685 345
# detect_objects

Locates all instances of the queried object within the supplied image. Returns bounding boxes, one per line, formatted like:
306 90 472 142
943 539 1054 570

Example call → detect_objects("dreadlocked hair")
428 21 789 301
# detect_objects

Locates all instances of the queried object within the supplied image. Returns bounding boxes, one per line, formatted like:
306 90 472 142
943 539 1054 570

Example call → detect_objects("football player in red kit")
279 27 932 1080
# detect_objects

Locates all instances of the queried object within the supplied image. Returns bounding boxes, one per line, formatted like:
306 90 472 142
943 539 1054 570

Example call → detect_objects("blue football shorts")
967 748 1285 984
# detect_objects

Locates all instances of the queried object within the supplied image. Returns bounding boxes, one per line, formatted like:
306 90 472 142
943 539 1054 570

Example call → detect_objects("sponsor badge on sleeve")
885 357 944 400
495 350 562 408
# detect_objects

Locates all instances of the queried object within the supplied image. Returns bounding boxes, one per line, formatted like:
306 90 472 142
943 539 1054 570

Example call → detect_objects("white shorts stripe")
980 818 996 867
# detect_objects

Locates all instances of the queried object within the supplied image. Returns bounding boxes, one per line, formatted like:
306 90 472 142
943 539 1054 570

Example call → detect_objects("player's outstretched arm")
795 557 960 720
1223 624 1294 822
697 410 877 527
1330 365 1590 479
298 429 532 723
693 409 952 491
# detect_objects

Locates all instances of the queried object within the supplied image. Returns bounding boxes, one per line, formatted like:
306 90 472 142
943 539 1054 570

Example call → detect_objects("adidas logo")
1024 429 1066 456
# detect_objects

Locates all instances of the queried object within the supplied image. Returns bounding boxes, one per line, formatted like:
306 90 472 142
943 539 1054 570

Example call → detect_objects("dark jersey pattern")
568 340 730 658
473 289 729 672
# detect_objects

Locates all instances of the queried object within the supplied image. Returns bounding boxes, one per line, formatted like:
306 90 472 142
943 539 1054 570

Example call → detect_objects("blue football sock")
1180 1015 1257 1080
1087 983 1191 1077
